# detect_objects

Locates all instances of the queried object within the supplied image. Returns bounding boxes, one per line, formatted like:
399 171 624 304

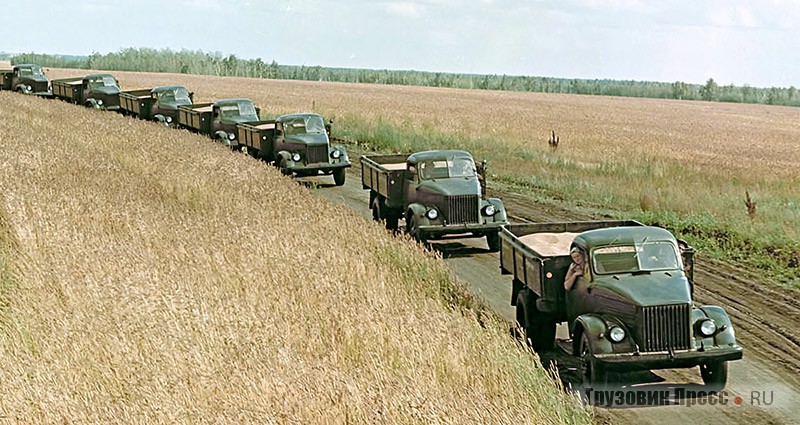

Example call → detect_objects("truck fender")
15 84 30 94
330 145 349 162
695 305 738 347
275 150 297 173
154 114 170 127
86 98 101 109
215 131 236 147
482 198 507 222
406 203 430 226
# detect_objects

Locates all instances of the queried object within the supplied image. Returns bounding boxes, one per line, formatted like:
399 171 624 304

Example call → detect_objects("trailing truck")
237 113 350 186
361 150 507 251
119 85 193 125
52 73 121 110
177 98 259 146
500 220 742 390
0 64 52 96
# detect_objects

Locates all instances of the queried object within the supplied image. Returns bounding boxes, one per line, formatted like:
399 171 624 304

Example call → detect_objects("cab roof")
277 113 322 122
407 150 474 164
151 85 188 94
213 98 254 107
85 73 116 80
573 226 677 251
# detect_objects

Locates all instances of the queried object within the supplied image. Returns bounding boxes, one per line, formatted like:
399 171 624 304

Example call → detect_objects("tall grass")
0 92 589 423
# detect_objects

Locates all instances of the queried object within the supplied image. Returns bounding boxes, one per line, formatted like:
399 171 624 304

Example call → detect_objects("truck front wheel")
407 215 427 245
700 361 728 392
580 332 608 390
485 232 501 252
333 168 346 186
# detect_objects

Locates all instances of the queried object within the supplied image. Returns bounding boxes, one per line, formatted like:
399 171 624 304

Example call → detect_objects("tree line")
11 48 800 106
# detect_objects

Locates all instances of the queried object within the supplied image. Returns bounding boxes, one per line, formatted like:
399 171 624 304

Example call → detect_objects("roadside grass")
333 114 800 288
0 92 590 423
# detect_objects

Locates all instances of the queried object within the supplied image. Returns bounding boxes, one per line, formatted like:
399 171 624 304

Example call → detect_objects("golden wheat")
0 92 589 423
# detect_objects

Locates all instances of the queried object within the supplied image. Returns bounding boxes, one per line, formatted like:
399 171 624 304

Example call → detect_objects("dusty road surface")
301 156 800 425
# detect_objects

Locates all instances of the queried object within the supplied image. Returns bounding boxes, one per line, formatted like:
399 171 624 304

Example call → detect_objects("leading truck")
361 150 507 251
52 73 121 110
0 64 52 96
500 220 742 390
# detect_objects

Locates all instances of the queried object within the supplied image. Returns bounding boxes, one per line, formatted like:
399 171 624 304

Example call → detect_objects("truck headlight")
698 319 717 337
166 116 173 123
608 326 626 343
26 85 32 91
426 209 439 220
482 204 496 216
331 149 341 159
291 153 301 162
97 99 103 105
228 133 236 140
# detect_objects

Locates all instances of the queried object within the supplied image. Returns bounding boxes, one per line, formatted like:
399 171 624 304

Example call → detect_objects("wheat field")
0 91 590 423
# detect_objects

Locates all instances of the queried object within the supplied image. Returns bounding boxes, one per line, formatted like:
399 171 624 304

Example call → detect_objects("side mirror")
189 92 195 101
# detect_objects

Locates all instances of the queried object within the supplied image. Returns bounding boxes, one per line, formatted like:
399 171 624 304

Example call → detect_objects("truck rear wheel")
515 289 555 352
580 332 608 390
333 168 346 186
700 361 728 392
485 232 501 252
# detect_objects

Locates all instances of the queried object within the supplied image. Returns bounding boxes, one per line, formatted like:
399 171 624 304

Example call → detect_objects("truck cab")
210 98 260 146
501 222 742 390
149 85 193 125
82 73 121 110
0 64 52 96
272 113 350 185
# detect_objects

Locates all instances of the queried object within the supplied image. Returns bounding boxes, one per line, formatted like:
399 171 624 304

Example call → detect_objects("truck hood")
416 177 481 197
19 75 48 84
284 133 329 147
222 114 260 124
592 272 692 307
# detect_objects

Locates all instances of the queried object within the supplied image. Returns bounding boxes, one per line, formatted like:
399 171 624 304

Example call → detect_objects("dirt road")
304 158 800 425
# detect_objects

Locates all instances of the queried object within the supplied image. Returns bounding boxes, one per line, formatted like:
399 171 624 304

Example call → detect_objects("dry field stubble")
0 92 589 423
45 67 800 244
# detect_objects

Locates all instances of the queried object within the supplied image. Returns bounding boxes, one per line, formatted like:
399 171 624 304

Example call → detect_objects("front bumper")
286 161 352 173
418 220 507 238
595 345 743 371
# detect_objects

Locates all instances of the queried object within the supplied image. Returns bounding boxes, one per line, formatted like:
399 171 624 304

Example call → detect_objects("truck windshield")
220 102 257 119
418 158 476 180
592 241 681 274
18 66 44 77
89 76 118 89
161 88 192 104
283 115 326 135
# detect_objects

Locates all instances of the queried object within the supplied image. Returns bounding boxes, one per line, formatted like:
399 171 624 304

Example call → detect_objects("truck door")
565 273 592 323
403 162 419 211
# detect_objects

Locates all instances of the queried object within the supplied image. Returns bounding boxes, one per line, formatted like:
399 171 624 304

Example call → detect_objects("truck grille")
445 195 479 224
640 304 691 352
306 145 329 164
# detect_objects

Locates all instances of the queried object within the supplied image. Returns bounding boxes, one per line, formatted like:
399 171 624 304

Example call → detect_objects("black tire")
580 332 607 390
279 159 292 176
407 214 427 244
333 168 346 186
700 361 728 392
385 213 399 232
485 231 501 252
515 289 556 352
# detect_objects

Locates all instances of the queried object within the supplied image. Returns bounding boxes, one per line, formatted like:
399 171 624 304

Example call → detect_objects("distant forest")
11 48 800 107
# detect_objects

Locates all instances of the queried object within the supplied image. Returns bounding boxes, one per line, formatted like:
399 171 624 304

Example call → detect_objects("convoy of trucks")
4 63 744 393
0 64 52 96
500 220 742 389
361 150 507 251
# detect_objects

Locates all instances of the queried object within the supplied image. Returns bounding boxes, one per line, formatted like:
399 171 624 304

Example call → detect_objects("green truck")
0 64 52 96
52 73 121 110
119 85 193 125
177 98 259 146
361 150 507 251
237 113 350 186
500 220 742 390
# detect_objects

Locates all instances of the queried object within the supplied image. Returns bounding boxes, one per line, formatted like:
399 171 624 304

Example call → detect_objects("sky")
2 0 798 88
